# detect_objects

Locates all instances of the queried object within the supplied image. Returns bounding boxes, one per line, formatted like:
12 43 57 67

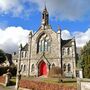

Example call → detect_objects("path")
0 85 16 90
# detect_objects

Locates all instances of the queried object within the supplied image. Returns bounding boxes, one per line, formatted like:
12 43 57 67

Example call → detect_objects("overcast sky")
0 0 90 53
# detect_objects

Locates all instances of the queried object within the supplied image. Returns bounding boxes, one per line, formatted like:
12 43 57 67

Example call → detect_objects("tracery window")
37 33 51 53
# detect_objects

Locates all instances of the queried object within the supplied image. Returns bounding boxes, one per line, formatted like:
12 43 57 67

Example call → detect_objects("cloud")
73 28 90 47
61 30 72 40
0 26 90 54
0 0 23 16
0 0 90 20
28 0 90 21
62 29 90 47
0 27 30 53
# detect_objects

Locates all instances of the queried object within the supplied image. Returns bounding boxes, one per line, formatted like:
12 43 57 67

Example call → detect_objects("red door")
39 61 47 76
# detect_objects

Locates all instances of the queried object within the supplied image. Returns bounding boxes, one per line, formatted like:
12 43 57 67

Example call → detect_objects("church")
12 7 76 78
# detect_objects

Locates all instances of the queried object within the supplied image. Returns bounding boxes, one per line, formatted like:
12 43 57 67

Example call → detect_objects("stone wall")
77 78 90 90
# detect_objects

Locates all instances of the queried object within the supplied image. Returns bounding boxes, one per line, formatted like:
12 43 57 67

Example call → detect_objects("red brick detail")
19 79 77 90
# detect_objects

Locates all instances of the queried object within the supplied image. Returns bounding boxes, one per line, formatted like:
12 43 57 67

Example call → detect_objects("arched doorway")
38 61 47 76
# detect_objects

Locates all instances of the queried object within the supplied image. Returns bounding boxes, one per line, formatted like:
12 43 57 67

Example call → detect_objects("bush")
0 66 9 76
9 66 17 76
48 67 61 78
0 66 17 76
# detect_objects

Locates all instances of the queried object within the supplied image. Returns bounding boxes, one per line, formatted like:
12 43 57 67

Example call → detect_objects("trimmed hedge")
19 79 77 90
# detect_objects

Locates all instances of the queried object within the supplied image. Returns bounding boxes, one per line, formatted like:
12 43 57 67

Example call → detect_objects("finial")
72 37 75 42
29 31 32 35
44 0 47 12
29 31 32 38
19 43 22 51
57 26 61 34
20 43 22 48
58 26 61 31
44 0 46 8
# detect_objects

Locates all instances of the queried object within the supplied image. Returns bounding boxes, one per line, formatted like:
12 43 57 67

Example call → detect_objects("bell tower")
41 6 49 26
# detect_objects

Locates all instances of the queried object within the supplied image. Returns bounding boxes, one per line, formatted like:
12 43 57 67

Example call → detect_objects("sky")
0 0 90 53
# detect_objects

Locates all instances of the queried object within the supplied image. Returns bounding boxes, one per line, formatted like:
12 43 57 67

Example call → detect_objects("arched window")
68 64 71 72
63 64 66 71
25 52 27 57
24 65 26 71
67 48 70 55
52 63 55 68
62 48 65 55
22 52 24 58
31 64 35 72
37 33 51 53
42 13 44 19
21 65 23 71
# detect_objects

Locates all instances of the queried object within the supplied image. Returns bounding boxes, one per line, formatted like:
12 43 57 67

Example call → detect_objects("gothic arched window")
31 64 35 72
22 52 24 58
63 64 66 71
25 51 27 57
67 48 70 55
21 65 23 71
52 63 55 68
68 64 71 72
24 65 26 71
37 33 51 53
62 48 65 55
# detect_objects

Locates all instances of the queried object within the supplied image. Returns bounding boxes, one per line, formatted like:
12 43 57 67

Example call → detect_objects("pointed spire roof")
43 6 48 14
41 6 49 26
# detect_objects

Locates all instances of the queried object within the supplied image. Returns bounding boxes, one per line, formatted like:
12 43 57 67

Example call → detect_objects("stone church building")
12 7 76 78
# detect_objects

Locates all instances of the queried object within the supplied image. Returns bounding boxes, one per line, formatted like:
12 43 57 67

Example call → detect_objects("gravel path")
0 85 16 90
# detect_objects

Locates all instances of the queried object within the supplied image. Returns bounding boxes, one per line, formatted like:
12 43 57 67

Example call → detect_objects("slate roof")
62 39 72 47
22 43 28 51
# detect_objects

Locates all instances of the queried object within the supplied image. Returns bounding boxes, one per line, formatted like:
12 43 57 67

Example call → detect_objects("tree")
0 49 6 64
81 40 90 78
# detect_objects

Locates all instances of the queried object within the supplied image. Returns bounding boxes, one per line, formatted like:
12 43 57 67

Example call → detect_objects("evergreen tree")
0 49 6 64
81 40 90 78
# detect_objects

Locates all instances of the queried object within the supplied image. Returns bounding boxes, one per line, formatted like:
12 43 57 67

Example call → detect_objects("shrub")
48 66 61 78
0 66 17 76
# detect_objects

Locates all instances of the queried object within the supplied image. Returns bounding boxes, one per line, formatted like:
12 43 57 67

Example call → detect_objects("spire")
57 26 61 34
41 6 49 26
